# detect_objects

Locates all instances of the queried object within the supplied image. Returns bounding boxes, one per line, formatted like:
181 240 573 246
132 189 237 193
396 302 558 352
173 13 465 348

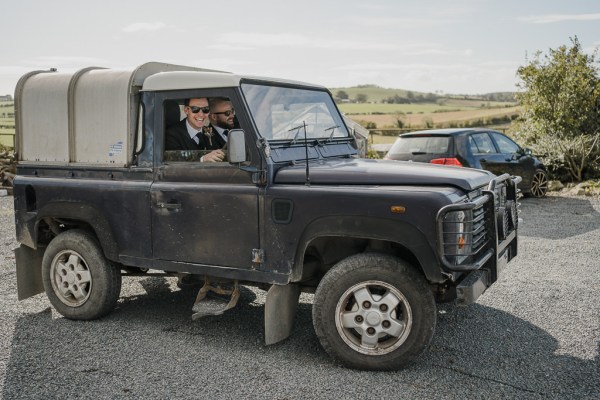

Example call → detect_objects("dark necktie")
194 132 203 148
222 129 229 137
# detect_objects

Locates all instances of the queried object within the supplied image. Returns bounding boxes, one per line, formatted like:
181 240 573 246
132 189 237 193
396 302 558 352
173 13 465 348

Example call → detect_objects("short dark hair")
184 98 209 106
209 97 231 111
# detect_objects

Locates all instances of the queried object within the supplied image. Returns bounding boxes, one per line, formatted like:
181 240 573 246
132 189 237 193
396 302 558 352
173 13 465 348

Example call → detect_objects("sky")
1 0 599 96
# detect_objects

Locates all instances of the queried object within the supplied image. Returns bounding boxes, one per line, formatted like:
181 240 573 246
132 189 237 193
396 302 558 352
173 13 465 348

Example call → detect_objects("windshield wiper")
324 125 340 142
289 123 306 145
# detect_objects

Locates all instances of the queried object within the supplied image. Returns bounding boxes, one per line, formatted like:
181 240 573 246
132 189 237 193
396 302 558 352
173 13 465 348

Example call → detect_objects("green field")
338 103 477 115
329 85 515 104
0 101 15 148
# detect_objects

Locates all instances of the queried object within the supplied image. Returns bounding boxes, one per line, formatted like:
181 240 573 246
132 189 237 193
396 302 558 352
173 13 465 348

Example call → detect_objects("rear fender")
22 201 118 260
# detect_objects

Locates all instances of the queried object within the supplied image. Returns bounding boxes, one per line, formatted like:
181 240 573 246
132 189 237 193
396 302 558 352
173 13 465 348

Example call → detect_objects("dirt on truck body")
13 62 521 370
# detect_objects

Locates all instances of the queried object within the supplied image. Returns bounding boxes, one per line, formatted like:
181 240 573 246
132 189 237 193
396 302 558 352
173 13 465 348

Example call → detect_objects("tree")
335 90 349 101
514 37 600 181
355 93 368 103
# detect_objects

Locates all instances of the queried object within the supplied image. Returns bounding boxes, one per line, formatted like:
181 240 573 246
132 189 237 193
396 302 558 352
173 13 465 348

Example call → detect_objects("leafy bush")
513 37 600 181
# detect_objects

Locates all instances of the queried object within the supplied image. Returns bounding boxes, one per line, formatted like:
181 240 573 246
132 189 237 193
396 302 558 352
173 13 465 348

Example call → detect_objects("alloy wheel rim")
50 250 92 307
335 280 412 355
531 171 548 197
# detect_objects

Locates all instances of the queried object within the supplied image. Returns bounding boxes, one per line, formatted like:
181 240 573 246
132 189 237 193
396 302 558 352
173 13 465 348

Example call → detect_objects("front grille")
471 204 488 253
437 174 519 271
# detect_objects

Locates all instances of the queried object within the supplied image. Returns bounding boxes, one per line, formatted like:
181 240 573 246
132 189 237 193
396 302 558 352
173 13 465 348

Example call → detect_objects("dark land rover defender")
13 63 520 370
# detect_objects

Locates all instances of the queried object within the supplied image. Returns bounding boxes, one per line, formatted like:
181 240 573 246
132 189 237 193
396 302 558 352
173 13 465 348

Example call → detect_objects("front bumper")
436 173 520 305
456 244 511 306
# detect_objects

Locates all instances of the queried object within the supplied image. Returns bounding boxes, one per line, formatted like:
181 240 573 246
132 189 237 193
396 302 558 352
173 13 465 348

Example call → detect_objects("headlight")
443 209 473 266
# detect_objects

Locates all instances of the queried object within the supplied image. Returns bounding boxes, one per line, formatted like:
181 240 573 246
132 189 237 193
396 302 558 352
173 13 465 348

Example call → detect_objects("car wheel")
526 169 548 198
42 229 122 320
312 253 436 370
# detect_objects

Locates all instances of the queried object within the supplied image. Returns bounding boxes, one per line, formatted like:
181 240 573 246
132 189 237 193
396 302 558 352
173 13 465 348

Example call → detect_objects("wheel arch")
291 216 445 284
32 201 119 260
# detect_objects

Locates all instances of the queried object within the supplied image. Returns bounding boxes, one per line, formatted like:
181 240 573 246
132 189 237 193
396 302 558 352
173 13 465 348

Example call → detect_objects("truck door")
150 94 261 269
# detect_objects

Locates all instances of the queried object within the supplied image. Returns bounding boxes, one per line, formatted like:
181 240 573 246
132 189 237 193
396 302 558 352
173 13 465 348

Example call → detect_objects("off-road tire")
42 229 121 320
313 253 436 370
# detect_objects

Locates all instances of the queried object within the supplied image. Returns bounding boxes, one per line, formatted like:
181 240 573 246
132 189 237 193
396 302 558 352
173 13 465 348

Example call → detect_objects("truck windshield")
241 83 349 142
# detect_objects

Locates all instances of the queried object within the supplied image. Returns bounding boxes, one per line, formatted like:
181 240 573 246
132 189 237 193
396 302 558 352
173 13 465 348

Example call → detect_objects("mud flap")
264 284 300 345
15 244 45 300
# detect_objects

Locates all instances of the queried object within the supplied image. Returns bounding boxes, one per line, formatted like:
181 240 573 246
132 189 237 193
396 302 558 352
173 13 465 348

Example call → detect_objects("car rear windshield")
388 135 451 156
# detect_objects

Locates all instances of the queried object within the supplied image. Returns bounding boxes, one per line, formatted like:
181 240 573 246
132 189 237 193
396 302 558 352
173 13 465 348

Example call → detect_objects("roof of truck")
141 70 327 91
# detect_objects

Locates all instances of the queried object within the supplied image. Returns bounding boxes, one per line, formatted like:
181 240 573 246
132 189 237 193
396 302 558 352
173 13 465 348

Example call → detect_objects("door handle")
157 201 182 211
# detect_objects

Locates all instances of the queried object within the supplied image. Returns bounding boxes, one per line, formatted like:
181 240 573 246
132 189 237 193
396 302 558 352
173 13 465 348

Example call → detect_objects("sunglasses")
188 106 210 114
212 109 235 117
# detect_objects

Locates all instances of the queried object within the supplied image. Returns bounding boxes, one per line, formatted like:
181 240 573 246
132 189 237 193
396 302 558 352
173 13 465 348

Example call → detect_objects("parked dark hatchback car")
384 128 548 197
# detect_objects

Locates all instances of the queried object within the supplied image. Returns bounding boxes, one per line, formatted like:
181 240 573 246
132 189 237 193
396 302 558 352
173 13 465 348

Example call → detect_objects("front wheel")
42 229 122 320
312 253 436 370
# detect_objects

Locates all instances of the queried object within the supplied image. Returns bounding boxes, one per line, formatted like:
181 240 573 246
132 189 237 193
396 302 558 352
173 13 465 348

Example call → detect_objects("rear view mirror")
228 129 247 164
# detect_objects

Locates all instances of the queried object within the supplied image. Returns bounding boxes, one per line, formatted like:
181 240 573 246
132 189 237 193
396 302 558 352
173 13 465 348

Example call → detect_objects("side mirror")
524 148 533 156
228 129 247 164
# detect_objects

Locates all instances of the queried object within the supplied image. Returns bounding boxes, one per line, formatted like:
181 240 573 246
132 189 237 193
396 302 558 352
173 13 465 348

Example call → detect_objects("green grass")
330 86 415 102
0 101 15 147
0 133 15 147
329 85 515 103
338 103 478 115
369 134 400 145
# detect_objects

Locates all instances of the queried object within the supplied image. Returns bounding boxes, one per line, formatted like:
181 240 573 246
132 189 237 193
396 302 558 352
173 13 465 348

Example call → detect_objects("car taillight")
430 158 463 166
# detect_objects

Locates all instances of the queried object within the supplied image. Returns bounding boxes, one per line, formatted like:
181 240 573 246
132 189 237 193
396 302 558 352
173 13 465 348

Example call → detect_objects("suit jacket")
165 120 225 151
165 120 202 151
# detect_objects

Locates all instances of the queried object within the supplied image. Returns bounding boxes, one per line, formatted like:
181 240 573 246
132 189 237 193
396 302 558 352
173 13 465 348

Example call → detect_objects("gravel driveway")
0 194 599 399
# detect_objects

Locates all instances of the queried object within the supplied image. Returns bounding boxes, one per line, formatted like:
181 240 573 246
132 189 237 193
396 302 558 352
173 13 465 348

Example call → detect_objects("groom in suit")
207 97 236 146
165 97 225 162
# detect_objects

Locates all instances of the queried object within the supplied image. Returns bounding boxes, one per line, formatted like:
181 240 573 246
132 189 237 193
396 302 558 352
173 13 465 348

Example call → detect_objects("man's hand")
202 149 225 162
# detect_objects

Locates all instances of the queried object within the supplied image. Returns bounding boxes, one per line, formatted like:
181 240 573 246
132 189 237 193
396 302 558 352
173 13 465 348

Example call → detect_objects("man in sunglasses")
208 97 237 146
165 98 225 162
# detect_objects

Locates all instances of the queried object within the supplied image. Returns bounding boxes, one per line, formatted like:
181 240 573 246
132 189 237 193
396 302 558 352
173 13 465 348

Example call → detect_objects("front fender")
292 215 444 283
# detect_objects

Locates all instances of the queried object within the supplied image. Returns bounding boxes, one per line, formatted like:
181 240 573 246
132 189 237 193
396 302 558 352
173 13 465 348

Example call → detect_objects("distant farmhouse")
0 95 12 102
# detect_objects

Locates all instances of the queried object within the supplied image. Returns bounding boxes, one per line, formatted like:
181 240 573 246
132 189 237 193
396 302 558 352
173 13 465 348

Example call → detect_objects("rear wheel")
526 169 548 198
312 253 436 370
42 229 121 320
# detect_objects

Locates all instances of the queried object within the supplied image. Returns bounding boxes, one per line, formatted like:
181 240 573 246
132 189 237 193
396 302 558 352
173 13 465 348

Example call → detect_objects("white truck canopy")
15 62 329 166
14 62 226 166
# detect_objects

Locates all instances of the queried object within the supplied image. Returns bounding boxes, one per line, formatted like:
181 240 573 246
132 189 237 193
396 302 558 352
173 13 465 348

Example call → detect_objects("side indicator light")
458 235 466 249
391 206 406 214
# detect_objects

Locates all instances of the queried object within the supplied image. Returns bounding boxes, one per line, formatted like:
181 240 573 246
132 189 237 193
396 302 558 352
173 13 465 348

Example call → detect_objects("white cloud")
345 16 446 28
122 22 166 33
189 58 258 71
0 65 35 74
215 32 398 51
207 44 255 51
519 13 600 24
328 61 520 94
212 32 449 53
218 32 309 48
24 56 108 68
